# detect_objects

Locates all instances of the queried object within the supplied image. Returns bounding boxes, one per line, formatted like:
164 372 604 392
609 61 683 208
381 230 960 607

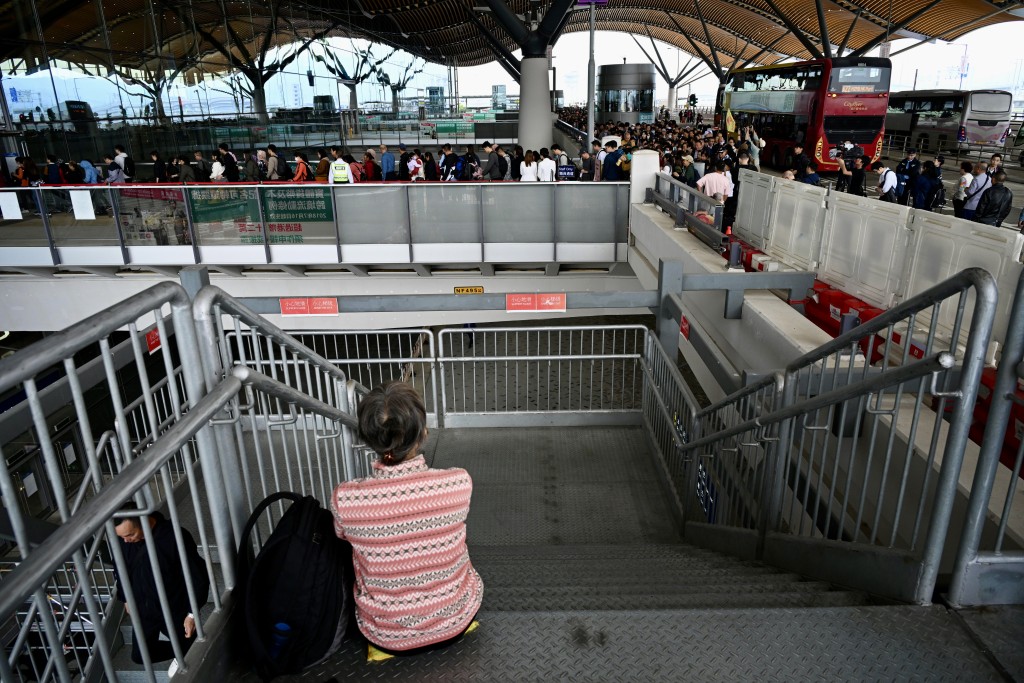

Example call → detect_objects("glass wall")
0 0 450 168
598 89 654 114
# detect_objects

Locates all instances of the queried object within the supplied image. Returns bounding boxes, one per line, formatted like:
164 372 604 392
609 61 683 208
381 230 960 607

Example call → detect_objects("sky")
3 20 1024 118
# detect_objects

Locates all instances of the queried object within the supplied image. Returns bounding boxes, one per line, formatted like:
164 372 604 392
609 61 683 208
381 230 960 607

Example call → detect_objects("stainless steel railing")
949 268 1024 607
672 268 998 604
650 172 725 238
437 325 649 427
0 366 359 682
0 282 214 682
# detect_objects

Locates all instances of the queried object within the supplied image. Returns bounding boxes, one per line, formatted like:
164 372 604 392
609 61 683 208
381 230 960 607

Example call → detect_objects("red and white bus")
719 57 891 172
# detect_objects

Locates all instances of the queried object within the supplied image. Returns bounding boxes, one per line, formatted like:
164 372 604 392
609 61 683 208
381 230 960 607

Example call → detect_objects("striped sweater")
331 455 484 650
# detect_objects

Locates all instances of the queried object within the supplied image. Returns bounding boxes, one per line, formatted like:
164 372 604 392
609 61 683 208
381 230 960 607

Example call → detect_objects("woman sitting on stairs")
331 381 484 662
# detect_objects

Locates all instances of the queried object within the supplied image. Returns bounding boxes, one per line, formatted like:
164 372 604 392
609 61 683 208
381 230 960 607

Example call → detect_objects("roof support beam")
813 0 832 58
759 0 823 59
891 3 1023 57
850 0 944 57
691 0 723 77
725 38 750 73
739 31 789 69
836 9 861 57
467 12 521 82
644 27 673 82
665 12 721 80
482 0 574 57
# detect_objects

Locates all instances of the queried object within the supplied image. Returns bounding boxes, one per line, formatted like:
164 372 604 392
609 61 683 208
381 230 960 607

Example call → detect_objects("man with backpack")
114 145 135 181
962 162 991 220
113 505 210 664
871 161 898 202
460 145 480 181
972 171 1013 227
268 145 292 181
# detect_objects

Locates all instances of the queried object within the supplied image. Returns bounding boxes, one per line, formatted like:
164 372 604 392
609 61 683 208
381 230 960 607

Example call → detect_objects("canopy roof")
2 0 1020 75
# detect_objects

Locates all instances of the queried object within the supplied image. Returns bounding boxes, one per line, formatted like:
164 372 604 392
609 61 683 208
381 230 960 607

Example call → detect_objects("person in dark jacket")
912 160 941 210
150 151 166 182
973 171 1014 227
176 156 197 184
114 508 210 664
479 141 502 180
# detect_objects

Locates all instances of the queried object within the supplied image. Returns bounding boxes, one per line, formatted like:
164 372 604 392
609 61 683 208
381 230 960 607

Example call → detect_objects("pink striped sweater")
331 455 484 650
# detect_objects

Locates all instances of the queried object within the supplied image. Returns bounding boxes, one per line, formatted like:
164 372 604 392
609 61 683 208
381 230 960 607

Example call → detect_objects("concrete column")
519 56 553 153
666 85 677 118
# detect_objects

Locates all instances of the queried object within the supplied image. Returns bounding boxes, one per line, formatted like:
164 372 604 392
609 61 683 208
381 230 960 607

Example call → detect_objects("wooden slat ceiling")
1 0 1020 72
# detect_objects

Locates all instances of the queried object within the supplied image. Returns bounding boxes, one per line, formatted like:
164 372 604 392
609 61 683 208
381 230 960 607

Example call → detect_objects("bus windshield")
969 92 1011 114
828 66 890 94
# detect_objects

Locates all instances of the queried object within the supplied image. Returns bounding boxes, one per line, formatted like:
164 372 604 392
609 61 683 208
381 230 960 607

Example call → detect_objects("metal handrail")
680 353 954 454
949 269 1024 606
0 368 347 621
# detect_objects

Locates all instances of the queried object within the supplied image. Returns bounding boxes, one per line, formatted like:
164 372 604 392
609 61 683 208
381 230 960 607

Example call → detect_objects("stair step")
486 579 835 598
241 605 998 682
468 543 716 560
482 589 869 611
473 560 789 587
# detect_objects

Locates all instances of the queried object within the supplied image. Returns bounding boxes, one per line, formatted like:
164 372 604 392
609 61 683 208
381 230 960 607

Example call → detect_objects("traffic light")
688 94 698 107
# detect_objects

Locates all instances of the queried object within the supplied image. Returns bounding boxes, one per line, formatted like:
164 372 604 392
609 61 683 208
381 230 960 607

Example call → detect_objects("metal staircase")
226 426 1006 682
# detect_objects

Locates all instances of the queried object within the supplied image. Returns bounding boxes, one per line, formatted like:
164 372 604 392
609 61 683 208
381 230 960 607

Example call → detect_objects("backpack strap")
236 491 303 575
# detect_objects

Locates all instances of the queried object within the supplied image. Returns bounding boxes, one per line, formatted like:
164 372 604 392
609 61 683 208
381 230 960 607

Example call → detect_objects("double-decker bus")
884 89 1012 152
719 57 891 172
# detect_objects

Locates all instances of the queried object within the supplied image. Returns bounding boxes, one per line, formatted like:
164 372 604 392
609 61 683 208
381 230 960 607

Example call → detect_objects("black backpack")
497 154 509 179
277 159 294 181
124 156 136 179
237 492 352 681
929 183 947 211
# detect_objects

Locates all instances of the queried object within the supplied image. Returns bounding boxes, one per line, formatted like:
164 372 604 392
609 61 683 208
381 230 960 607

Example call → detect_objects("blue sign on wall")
9 87 17 102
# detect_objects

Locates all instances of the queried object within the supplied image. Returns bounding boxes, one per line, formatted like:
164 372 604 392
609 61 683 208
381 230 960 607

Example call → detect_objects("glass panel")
408 184 478 243
184 186 261 245
48 187 121 246
335 185 408 244
828 66 890 94
0 189 49 246
555 185 616 242
969 92 1011 114
110 186 190 246
482 185 553 243
261 186 335 245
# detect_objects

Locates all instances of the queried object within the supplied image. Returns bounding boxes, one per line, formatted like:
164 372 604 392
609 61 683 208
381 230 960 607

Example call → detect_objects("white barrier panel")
901 210 1024 353
766 180 827 272
734 169 774 249
818 192 912 309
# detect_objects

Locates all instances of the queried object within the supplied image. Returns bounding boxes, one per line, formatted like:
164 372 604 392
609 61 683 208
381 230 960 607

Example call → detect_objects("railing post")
656 259 684 357
916 270 997 604
757 373 789 559
948 270 1024 606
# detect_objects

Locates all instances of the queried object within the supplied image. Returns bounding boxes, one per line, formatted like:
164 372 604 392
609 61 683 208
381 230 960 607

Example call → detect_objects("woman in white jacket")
519 150 539 181
210 154 226 182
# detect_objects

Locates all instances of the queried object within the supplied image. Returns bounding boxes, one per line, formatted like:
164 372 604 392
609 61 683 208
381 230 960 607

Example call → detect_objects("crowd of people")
3 108 1021 229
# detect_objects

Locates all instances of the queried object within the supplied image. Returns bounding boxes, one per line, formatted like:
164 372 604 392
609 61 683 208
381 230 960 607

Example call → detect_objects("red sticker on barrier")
506 293 537 312
308 297 339 316
537 293 566 312
145 329 161 354
680 316 690 340
280 298 310 316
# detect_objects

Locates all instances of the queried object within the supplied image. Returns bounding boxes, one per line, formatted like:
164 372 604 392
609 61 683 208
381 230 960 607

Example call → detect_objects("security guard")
329 153 354 184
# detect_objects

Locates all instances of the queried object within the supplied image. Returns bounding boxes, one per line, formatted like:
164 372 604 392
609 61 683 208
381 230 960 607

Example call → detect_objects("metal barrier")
949 269 1024 607
649 172 725 249
0 282 223 682
0 181 630 269
290 330 438 427
638 331 702 522
438 325 649 427
673 268 998 604
192 286 358 547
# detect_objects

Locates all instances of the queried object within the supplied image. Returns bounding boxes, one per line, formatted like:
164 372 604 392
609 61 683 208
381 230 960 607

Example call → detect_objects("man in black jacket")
114 508 210 664
973 171 1013 227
